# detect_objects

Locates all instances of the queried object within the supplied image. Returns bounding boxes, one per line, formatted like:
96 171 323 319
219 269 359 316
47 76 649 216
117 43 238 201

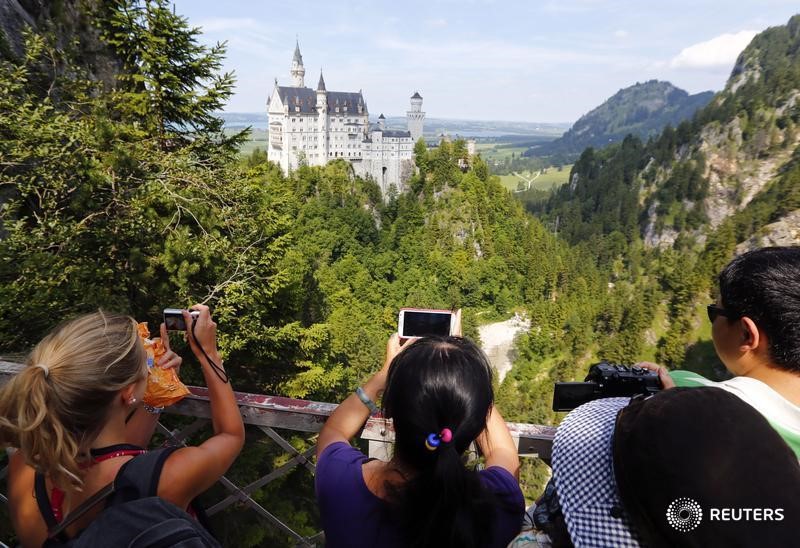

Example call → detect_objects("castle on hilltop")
267 42 425 194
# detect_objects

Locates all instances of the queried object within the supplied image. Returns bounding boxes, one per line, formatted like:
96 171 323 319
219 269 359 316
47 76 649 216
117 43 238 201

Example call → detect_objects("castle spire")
290 38 305 87
317 70 326 92
293 39 303 64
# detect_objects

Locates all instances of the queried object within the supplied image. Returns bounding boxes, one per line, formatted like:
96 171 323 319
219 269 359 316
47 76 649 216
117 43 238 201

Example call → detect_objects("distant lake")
218 113 569 140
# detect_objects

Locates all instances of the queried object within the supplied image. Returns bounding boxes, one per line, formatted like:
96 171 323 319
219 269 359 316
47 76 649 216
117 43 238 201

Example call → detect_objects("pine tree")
97 0 245 153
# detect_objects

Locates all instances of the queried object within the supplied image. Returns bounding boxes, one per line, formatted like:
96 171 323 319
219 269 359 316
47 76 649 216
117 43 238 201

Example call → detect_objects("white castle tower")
290 40 305 87
407 91 425 142
316 71 329 160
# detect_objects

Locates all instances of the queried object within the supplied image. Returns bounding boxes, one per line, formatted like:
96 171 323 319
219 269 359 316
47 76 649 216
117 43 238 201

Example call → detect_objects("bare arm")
316 334 403 458
476 406 520 479
8 450 47 548
158 305 245 508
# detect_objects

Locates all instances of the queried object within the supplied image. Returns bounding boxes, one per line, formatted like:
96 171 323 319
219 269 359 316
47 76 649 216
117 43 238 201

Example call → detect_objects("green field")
224 127 267 157
497 165 572 192
475 143 529 163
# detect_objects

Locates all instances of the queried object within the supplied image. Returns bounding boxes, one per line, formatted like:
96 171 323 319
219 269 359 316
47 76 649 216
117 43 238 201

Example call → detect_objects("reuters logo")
666 498 703 532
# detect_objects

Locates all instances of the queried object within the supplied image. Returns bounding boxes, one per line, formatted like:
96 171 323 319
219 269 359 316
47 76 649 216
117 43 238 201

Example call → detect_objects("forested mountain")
524 80 713 160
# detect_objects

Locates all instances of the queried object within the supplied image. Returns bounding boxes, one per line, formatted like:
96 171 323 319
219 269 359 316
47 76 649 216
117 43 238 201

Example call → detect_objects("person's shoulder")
669 370 714 387
316 442 369 478
315 442 374 511
480 466 524 503
318 441 367 463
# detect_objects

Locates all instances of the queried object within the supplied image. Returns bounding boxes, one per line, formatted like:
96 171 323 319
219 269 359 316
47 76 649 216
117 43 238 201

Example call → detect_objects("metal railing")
0 361 555 546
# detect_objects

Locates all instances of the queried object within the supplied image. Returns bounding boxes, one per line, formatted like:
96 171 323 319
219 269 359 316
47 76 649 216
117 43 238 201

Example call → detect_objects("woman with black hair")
315 333 524 548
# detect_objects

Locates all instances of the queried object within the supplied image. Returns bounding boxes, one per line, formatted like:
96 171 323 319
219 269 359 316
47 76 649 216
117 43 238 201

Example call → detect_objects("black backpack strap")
34 472 60 532
47 482 116 540
113 446 180 500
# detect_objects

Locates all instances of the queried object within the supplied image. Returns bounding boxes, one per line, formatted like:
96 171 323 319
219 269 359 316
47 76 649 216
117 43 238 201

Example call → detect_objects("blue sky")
173 1 799 123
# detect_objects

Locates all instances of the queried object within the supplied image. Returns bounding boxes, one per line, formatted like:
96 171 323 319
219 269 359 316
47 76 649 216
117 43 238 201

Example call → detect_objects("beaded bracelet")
355 386 379 415
143 404 165 415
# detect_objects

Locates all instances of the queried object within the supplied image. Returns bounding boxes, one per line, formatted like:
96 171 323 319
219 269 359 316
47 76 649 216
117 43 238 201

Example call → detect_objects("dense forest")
1 1 798 545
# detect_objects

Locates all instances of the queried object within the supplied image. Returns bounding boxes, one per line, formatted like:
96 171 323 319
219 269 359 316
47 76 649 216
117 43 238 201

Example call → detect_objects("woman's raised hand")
183 304 218 357
157 322 183 372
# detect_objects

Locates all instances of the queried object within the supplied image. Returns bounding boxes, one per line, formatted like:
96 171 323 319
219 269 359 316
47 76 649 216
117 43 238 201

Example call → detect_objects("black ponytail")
382 336 497 547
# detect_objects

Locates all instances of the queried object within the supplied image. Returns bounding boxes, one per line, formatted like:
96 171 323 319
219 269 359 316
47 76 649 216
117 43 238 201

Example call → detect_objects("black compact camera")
552 362 662 412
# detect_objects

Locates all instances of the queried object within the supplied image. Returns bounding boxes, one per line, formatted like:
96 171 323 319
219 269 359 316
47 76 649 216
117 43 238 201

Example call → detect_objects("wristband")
355 386 379 415
143 404 165 415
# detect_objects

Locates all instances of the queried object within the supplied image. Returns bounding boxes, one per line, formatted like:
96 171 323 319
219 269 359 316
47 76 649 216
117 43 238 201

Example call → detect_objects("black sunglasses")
707 304 741 323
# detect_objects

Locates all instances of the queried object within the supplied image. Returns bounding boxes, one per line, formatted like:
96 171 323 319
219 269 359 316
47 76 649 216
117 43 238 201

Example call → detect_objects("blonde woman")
1 305 244 546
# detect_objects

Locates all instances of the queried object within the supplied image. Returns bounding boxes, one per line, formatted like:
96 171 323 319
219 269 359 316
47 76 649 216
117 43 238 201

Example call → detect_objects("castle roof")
411 91 422 100
317 71 326 91
368 123 411 138
276 86 366 115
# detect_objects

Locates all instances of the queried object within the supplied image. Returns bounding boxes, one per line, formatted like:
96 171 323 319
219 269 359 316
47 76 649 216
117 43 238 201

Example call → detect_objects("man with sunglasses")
639 246 800 458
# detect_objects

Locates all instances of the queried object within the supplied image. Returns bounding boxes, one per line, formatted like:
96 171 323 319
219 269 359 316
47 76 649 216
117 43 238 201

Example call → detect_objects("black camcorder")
552 362 662 412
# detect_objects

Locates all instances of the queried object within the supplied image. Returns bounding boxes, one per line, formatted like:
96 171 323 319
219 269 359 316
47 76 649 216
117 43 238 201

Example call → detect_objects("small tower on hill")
407 91 425 142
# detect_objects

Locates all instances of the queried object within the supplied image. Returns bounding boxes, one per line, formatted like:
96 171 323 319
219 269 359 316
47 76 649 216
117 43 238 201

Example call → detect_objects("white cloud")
614 29 628 39
669 30 757 69
424 18 448 28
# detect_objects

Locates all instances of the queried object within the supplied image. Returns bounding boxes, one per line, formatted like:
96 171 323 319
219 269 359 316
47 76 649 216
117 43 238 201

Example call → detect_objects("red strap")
90 449 146 464
51 487 65 523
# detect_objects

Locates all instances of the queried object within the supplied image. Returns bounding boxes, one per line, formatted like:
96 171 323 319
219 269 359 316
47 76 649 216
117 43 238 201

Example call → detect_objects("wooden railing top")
0 360 555 455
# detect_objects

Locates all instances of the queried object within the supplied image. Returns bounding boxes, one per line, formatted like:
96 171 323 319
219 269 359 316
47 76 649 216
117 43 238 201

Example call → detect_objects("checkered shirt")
552 397 643 547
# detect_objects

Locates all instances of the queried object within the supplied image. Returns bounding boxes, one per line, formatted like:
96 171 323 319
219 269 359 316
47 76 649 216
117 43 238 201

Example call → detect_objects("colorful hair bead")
425 433 441 451
425 428 454 451
440 428 453 443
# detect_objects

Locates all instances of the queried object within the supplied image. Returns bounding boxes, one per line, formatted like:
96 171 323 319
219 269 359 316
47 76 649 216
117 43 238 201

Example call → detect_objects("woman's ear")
120 383 136 405
739 316 761 351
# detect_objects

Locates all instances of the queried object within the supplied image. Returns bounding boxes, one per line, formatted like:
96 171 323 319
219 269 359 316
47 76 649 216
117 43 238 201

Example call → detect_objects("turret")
317 71 328 160
407 91 425 141
290 40 305 87
378 113 386 131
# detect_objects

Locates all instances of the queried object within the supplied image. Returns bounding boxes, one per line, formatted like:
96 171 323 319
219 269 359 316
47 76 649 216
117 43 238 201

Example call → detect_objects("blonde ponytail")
0 311 147 489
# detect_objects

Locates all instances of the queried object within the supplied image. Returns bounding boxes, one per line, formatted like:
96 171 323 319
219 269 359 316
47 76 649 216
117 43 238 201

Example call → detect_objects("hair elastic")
424 428 454 451
32 363 50 378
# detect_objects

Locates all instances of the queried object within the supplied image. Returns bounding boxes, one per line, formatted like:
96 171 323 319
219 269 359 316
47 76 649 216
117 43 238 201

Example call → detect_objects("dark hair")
718 246 800 373
381 336 497 547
